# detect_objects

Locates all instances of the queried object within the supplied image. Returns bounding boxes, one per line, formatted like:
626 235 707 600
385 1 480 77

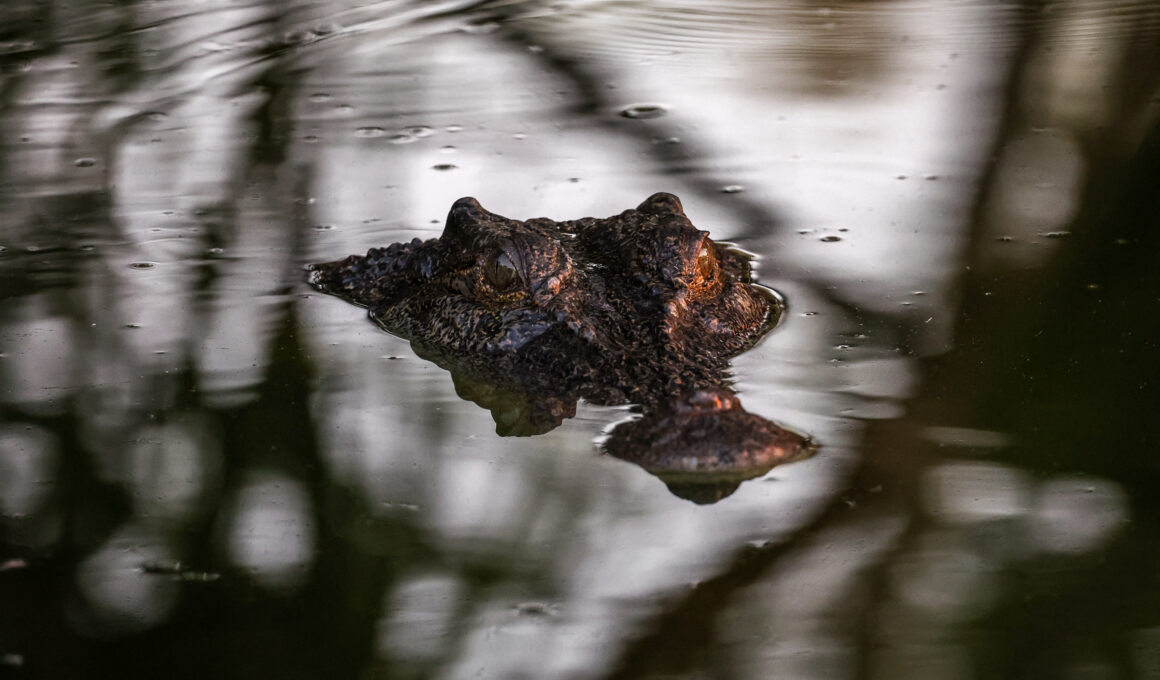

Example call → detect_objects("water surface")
1 1 1159 678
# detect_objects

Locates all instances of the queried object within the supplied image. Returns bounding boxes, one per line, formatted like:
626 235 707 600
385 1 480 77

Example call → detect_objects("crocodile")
308 193 813 502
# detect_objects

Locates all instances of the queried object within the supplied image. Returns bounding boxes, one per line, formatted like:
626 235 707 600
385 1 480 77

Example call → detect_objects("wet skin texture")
309 193 812 503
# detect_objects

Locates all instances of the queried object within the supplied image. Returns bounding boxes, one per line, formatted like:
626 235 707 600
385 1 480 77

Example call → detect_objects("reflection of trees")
1 0 1158 678
578 3 1160 677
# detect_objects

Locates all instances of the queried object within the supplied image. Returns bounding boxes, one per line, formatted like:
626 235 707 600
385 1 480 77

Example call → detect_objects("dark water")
2 1 1159 678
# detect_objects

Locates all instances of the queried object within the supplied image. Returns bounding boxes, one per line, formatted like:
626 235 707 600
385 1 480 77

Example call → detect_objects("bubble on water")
802 311 818 316
568 177 581 183
355 127 385 138
389 126 434 144
309 93 332 102
923 174 940 180
513 132 526 140
303 135 319 143
446 124 464 133
74 158 96 168
440 145 456 153
147 112 168 122
122 323 141 329
820 235 842 243
721 185 744 194
995 236 1014 242
0 245 6 253
619 103 667 120
313 224 334 231
336 104 354 113
207 247 224 255
432 164 457 171
896 174 908 179
1040 231 1070 239
128 262 155 270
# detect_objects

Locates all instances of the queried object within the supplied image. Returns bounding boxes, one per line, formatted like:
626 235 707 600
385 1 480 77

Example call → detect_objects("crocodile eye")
485 252 520 290
696 242 716 279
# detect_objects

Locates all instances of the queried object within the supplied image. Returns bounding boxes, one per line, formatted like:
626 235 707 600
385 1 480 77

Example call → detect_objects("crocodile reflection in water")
308 193 814 503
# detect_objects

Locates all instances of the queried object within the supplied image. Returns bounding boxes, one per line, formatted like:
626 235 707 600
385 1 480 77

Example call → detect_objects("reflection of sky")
74 525 182 636
224 472 316 590
0 424 58 520
0 0 1149 677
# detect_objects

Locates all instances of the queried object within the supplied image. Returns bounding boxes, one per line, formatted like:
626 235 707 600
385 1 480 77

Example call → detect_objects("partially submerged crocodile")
308 193 813 502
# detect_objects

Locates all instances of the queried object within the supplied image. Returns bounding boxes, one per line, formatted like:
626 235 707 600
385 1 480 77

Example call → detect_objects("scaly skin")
309 193 813 503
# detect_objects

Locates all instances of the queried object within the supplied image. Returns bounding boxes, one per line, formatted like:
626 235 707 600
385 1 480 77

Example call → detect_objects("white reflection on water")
923 461 1127 558
222 471 316 590
0 421 61 552
127 414 223 524
0 423 58 519
439 448 856 680
923 461 1032 524
430 456 534 545
923 459 1122 561
729 512 907 680
1030 477 1127 555
890 531 1001 621
73 524 181 636
0 296 76 416
982 130 1084 267
194 202 298 408
376 571 463 665
444 594 568 680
